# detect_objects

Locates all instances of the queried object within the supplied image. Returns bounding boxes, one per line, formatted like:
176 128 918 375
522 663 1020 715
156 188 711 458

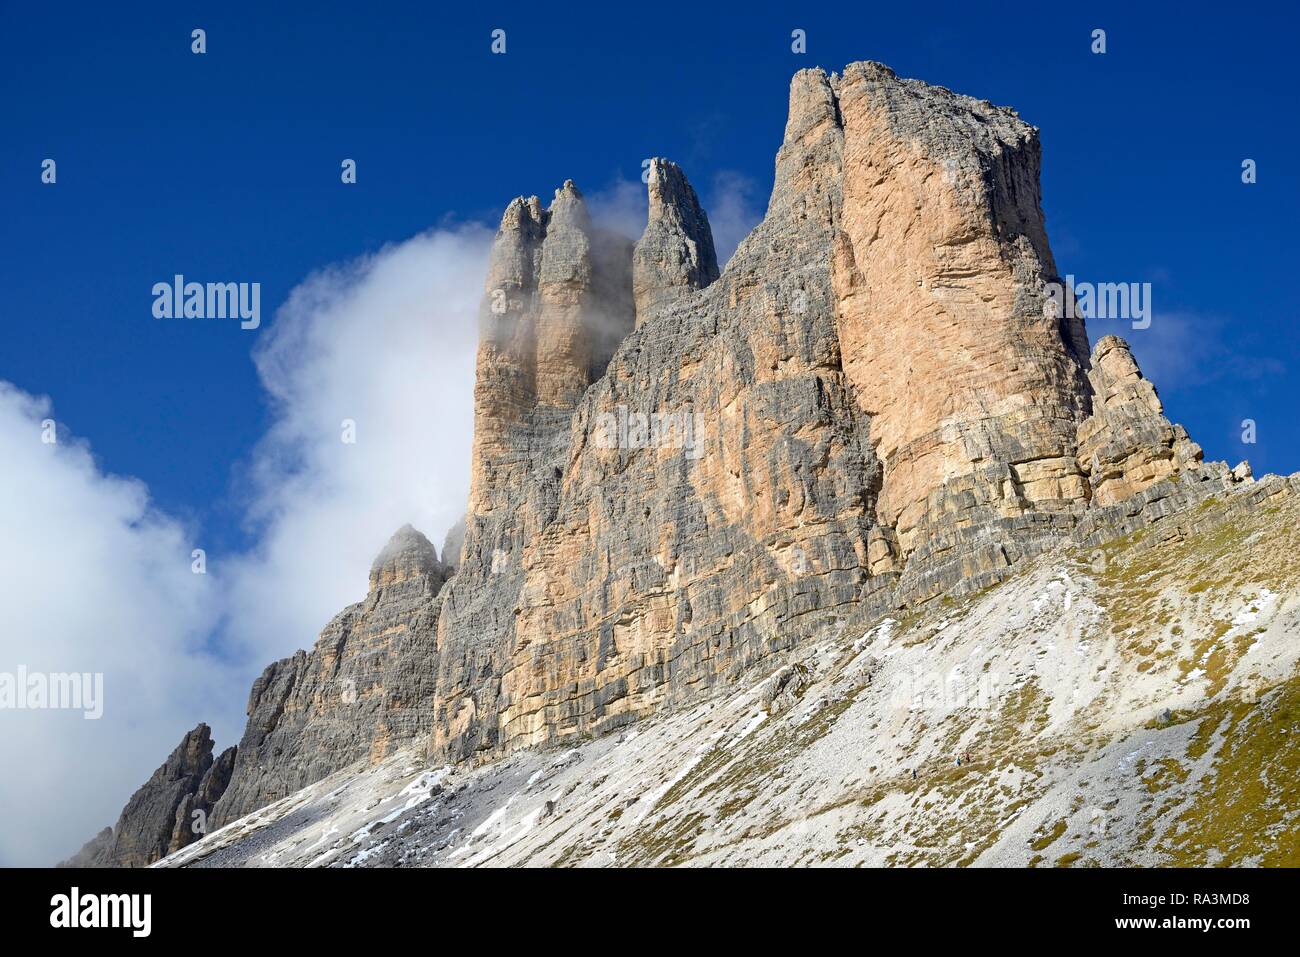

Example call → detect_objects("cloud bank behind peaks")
0 225 493 866
222 225 493 666
216 167 760 672
0 384 235 866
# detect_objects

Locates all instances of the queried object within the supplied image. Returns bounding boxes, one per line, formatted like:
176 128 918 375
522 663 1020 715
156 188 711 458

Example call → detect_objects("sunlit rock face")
77 63 1256 863
429 61 1232 764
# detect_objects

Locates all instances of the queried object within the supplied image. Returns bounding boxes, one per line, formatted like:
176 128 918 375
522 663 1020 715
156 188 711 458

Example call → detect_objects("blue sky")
0 1 1297 863
3 1 1297 549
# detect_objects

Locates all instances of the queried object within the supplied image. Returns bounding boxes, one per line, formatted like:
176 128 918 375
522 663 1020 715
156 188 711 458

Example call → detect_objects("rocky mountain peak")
631 158 718 321
430 58 1255 764
369 524 443 590
1075 334 1206 507
1088 335 1162 415
469 174 636 514
179 722 214 764
544 180 590 240
79 60 1279 867
208 524 455 827
552 178 583 203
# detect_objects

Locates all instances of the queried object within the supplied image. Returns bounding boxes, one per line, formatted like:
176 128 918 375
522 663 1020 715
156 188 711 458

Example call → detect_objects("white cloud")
587 177 648 241
219 225 492 666
0 384 237 866
0 224 492 867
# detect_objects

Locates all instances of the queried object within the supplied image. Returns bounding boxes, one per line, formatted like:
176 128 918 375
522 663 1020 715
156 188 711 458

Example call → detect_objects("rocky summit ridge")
63 61 1282 867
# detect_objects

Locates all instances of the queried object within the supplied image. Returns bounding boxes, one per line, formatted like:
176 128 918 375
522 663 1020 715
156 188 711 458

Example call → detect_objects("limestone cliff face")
632 158 719 322
59 724 233 867
209 526 452 827
160 474 1300 870
74 61 1252 863
428 61 1238 764
830 63 1094 602
433 64 883 761
170 743 236 853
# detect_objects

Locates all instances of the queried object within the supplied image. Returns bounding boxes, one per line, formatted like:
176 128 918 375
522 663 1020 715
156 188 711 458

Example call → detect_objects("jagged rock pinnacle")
58 723 232 867
632 158 718 323
1076 336 1204 506
469 177 634 514
209 524 453 826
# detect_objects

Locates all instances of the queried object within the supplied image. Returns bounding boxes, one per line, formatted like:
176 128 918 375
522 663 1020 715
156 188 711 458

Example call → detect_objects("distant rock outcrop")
209 526 452 827
1076 335 1205 506
59 723 233 867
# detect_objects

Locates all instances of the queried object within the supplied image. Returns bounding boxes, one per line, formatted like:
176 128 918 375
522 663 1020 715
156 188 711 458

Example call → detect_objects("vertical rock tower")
469 183 635 516
432 61 1234 763
825 62 1096 599
632 158 719 322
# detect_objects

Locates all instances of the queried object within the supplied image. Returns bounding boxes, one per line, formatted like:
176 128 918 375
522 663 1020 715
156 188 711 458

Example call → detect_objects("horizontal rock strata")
429 62 1247 765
